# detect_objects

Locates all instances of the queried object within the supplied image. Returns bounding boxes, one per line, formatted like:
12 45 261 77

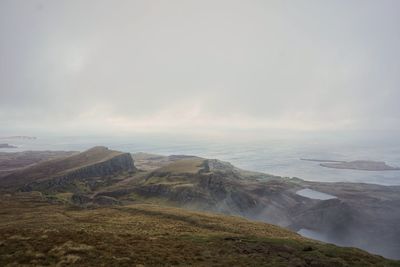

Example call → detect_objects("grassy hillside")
0 192 398 267
1 148 400 262
0 147 134 189
0 150 77 177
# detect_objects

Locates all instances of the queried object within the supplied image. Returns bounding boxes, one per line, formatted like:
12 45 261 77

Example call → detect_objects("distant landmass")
321 160 400 171
0 136 36 140
0 144 17 149
302 158 400 171
300 158 345 163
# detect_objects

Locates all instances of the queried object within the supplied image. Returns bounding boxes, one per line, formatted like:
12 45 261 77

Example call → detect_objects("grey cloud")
1 0 399 136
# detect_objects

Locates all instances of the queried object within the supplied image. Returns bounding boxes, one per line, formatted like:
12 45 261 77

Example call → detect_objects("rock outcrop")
55 152 136 180
0 147 137 193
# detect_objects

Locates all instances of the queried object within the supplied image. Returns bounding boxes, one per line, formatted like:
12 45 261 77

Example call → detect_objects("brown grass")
0 192 398 267
154 158 205 174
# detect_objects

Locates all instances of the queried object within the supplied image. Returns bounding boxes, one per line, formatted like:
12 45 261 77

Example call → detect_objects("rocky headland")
0 147 399 260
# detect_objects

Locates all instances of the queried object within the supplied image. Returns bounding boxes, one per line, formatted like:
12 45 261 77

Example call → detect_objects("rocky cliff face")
59 152 136 180
17 151 137 193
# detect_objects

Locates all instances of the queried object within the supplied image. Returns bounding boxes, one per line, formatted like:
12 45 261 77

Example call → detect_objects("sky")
1 0 400 140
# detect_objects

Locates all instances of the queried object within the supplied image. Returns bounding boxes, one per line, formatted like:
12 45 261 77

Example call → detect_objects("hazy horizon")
1 0 400 141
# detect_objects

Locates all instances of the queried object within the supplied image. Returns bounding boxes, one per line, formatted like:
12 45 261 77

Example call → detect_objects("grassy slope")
0 147 124 188
0 192 399 267
0 151 77 177
153 158 204 174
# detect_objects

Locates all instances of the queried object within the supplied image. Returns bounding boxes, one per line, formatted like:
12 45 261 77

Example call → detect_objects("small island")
302 158 400 171
320 160 400 171
0 143 17 149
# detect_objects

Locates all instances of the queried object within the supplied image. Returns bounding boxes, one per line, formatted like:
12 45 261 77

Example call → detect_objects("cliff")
0 146 136 192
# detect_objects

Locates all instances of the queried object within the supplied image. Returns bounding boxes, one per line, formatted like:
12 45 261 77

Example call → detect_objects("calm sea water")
2 136 400 186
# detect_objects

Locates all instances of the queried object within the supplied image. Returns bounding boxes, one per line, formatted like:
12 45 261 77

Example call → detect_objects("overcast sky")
1 0 399 139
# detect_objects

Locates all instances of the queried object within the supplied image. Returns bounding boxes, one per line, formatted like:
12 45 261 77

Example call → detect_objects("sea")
2 135 400 186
